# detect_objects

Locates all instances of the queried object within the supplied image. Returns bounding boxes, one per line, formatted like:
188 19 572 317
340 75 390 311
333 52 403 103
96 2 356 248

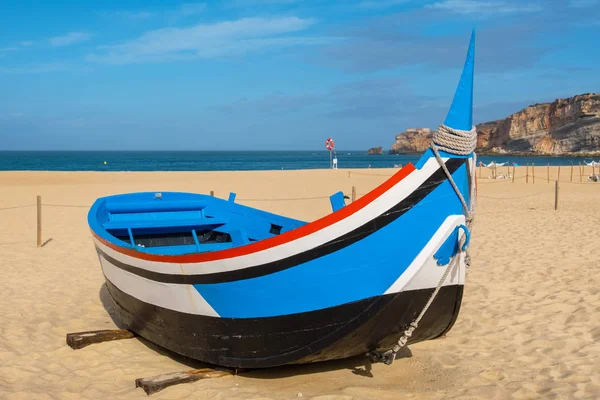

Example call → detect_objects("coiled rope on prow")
367 124 477 365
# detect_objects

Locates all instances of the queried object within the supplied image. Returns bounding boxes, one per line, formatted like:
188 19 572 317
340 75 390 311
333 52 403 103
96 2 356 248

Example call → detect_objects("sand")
0 165 599 399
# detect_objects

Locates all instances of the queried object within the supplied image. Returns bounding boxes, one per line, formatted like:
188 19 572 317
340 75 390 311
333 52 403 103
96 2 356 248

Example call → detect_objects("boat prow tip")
443 30 476 132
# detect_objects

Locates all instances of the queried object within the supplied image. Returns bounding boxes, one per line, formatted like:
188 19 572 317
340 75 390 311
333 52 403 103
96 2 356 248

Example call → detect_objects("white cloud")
101 3 206 21
0 113 24 120
176 2 207 16
0 62 68 74
87 17 326 65
227 0 300 6
102 10 154 20
0 47 19 53
50 32 92 47
426 0 541 15
570 0 598 7
357 0 411 9
0 41 33 55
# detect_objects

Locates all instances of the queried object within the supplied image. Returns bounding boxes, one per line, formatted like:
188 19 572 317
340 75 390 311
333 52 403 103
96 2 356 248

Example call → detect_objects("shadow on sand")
98 283 413 380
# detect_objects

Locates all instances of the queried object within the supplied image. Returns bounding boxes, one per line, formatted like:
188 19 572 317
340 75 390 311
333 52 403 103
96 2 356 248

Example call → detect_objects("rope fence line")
477 190 550 200
43 204 91 208
237 196 331 202
350 171 395 177
1 175 596 247
0 204 35 212
476 175 600 185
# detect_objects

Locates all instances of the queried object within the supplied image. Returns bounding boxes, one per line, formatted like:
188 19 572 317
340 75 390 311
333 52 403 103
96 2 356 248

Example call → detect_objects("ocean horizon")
0 151 597 172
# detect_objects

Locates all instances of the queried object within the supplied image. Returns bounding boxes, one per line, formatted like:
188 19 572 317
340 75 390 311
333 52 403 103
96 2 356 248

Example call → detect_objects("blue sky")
1 0 599 151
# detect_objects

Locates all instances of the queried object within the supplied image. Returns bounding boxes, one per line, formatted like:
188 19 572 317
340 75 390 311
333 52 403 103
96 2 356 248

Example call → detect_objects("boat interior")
91 190 347 255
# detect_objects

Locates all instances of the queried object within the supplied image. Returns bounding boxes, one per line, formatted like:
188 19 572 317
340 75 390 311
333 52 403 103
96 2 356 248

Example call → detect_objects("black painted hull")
105 279 463 369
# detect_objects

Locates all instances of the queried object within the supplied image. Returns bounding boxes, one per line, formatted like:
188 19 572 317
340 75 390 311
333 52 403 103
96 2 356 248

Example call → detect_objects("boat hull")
103 275 463 369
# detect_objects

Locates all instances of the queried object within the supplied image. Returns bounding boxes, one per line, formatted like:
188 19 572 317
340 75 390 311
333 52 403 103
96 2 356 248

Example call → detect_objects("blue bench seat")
104 217 227 231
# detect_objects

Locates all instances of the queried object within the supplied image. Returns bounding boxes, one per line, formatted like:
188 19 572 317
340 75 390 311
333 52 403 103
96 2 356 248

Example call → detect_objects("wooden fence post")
37 195 42 247
547 162 550 183
351 186 356 202
579 162 582 182
532 162 535 184
526 163 529 184
570 162 573 182
512 164 516 183
558 165 561 182
479 162 482 179
554 181 559 210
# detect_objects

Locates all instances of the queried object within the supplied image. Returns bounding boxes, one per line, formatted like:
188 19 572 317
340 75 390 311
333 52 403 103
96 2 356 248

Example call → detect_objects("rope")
43 204 90 208
351 171 395 177
0 205 35 212
432 124 478 156
477 191 548 200
238 196 330 202
368 124 477 365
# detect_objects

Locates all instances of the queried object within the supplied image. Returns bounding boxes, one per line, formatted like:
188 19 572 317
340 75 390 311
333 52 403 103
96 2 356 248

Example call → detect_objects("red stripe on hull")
92 163 417 263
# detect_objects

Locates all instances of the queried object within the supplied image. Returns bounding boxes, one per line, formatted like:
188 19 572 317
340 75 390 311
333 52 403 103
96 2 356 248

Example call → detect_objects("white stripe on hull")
385 215 466 294
94 156 449 275
100 256 219 317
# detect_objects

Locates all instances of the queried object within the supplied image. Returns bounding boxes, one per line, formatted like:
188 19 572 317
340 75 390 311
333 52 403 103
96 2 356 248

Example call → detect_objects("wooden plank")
66 329 135 350
135 368 234 396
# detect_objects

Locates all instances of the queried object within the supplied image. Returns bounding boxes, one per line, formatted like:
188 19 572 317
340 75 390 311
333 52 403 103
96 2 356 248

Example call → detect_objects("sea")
0 151 596 171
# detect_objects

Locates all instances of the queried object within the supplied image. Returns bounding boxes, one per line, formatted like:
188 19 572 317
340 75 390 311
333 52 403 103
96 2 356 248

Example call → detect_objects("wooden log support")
351 186 356 202
37 195 42 247
579 162 583 182
135 368 235 396
512 164 516 183
66 329 135 350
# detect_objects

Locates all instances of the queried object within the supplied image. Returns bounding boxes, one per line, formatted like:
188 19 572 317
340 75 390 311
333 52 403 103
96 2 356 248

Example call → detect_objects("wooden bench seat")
104 217 227 231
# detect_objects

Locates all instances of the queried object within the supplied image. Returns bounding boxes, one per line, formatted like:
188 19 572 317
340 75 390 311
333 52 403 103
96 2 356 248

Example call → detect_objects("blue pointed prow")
443 29 475 131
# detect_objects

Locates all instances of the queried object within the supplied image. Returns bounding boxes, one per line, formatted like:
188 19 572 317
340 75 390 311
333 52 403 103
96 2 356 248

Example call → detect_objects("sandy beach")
1 166 599 400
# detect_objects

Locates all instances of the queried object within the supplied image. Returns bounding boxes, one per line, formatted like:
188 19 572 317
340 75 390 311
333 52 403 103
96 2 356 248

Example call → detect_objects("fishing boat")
88 31 478 369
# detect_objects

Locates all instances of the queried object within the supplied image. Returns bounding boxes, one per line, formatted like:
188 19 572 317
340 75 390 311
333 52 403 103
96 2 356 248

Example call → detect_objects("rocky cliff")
367 146 383 155
390 93 600 155
389 128 433 154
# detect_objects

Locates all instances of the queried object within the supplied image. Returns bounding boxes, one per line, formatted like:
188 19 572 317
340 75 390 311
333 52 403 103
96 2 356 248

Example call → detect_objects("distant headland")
380 93 600 156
